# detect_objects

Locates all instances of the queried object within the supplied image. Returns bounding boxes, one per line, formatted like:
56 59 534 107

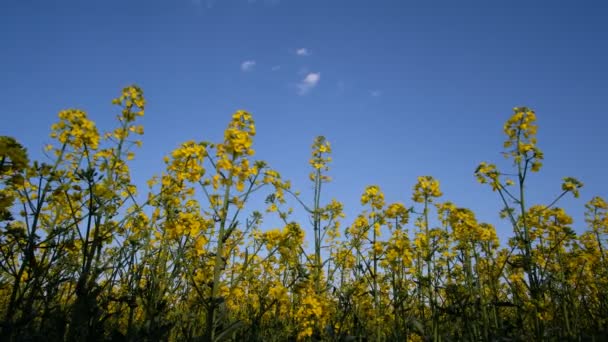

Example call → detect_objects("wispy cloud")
370 90 382 97
271 65 281 71
296 48 311 56
297 72 321 95
241 60 256 72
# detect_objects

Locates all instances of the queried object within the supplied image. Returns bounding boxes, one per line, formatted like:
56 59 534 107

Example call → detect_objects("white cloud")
296 48 311 56
241 60 256 72
271 65 281 71
370 90 382 97
297 72 320 95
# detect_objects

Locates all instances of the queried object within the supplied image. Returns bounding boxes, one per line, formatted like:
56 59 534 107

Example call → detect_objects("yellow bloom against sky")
1 1 606 245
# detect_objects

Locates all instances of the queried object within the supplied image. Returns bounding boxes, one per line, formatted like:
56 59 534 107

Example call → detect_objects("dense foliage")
0 86 605 341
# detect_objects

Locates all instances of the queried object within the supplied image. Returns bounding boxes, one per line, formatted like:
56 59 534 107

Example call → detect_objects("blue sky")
1 0 607 241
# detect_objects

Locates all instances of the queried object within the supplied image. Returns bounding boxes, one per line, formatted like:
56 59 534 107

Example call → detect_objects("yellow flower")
309 136 332 174
51 109 100 150
502 107 543 172
562 177 583 198
412 176 442 202
361 185 385 210
385 202 409 225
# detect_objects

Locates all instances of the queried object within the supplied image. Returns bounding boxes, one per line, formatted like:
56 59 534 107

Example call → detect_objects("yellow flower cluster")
475 162 501 191
332 247 356 269
384 229 414 268
526 205 574 241
588 196 608 211
111 85 145 122
322 199 345 240
586 196 608 235
50 109 100 150
211 111 259 192
502 107 543 171
309 136 332 182
262 168 292 204
450 208 498 247
361 185 385 210
412 176 442 203
477 223 499 246
165 210 211 240
561 177 583 198
310 136 331 170
321 199 344 221
295 289 324 340
504 107 537 143
385 202 409 226
167 141 208 183
413 231 428 250
346 215 372 247
448 208 478 242
262 222 304 257
220 110 255 156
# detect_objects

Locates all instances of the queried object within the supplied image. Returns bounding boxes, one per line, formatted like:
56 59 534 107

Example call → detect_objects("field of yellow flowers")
1 86 606 341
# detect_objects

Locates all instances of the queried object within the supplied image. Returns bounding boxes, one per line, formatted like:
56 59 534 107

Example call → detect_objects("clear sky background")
1 0 607 241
